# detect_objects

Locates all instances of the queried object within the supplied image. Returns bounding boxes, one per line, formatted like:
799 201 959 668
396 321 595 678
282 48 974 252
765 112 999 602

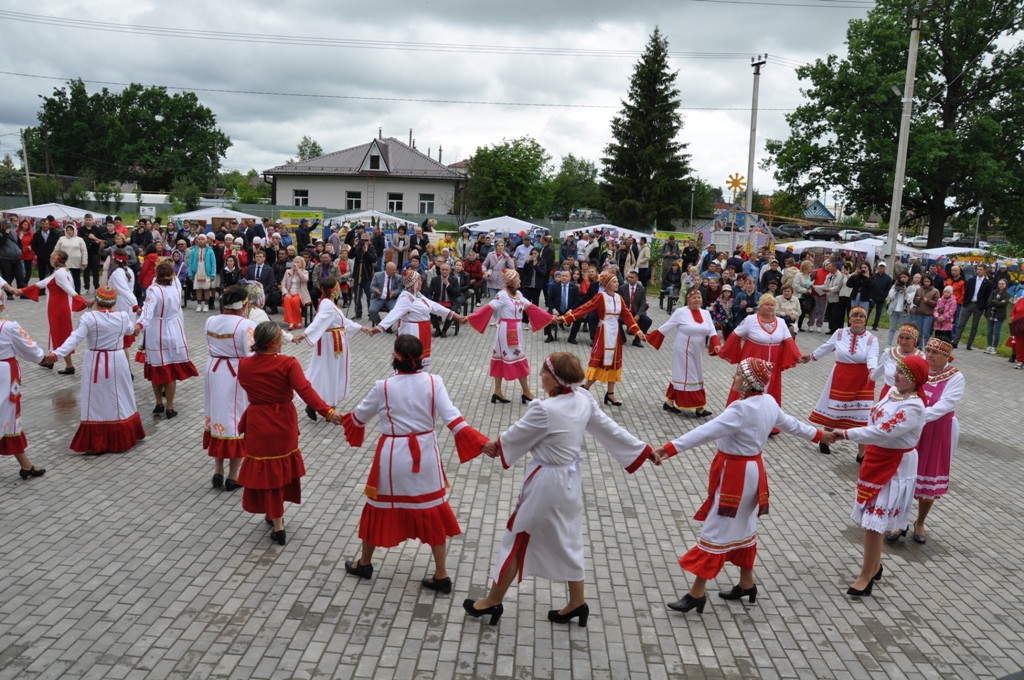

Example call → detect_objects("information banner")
279 210 324 240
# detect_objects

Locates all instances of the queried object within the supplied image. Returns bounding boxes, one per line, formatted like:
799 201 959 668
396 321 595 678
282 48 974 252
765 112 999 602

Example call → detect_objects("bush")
31 177 62 204
169 179 201 212
67 181 90 207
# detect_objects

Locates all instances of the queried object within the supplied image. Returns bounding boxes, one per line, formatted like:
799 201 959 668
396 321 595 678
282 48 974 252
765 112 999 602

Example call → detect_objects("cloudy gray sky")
0 0 879 202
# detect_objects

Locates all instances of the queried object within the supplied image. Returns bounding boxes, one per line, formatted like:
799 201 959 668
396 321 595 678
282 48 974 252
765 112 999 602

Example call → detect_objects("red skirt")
679 544 757 580
238 448 306 518
242 480 301 519
69 413 146 454
666 384 706 409
358 501 462 548
144 361 199 384
0 433 27 456
204 431 246 459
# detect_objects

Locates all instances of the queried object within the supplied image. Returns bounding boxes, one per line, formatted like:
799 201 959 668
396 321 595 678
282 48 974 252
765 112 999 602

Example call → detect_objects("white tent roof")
559 223 648 242
8 203 97 221
324 210 418 227
169 206 262 221
464 216 544 235
921 245 989 258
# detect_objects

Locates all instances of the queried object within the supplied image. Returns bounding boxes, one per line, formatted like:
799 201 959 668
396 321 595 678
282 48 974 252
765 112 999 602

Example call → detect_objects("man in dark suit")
953 263 992 349
427 262 460 337
31 218 62 285
545 270 580 343
369 262 403 328
350 233 377 319
246 249 280 313
622 270 652 346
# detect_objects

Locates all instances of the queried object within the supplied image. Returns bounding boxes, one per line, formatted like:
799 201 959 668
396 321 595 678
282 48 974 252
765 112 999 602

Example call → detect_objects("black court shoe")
212 473 223 488
345 560 373 579
719 584 757 603
19 467 45 480
165 409 178 419
667 594 707 614
521 394 533 404
846 580 874 597
873 564 884 581
663 402 681 414
270 529 286 546
153 404 165 415
604 393 622 406
695 409 713 418
463 599 503 625
548 603 589 627
224 479 240 492
491 394 511 404
305 405 318 421
421 576 452 594
819 442 832 455
885 527 907 544
57 366 75 375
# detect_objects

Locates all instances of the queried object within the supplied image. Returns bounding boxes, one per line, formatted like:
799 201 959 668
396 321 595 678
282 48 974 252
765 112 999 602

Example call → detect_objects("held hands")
481 440 499 459
358 326 374 335
797 354 812 365
367 326 384 336
328 410 344 425
291 333 306 344
40 353 56 367
819 430 839 446
454 314 468 324
650 447 669 466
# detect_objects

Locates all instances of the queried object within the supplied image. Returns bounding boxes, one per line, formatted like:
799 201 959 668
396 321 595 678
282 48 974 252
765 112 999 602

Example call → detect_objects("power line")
0 71 798 112
687 0 874 7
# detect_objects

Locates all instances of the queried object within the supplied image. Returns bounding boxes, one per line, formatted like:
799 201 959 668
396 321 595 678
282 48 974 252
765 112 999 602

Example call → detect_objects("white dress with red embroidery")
203 314 257 459
303 298 364 404
108 267 139 349
466 290 553 380
717 314 800 409
491 388 651 583
646 306 722 409
0 319 45 456
845 392 925 533
341 371 487 548
52 311 146 453
377 291 454 370
808 328 880 428
871 346 923 400
136 283 199 383
662 395 821 580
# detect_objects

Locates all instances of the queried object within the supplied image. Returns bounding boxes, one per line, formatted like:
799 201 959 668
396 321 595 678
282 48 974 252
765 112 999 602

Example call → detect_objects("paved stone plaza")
0 294 1022 680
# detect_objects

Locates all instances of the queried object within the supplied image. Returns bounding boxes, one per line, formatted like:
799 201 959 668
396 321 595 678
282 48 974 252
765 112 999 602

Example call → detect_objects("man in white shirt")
513 235 532 268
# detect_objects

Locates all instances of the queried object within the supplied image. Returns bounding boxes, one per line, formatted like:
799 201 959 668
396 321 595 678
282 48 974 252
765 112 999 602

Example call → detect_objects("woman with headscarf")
832 355 929 597
797 306 879 460
873 324 924 401
106 249 139 354
241 280 293 343
203 285 258 490
652 358 826 615
20 250 87 375
467 268 553 404
339 335 487 588
556 271 645 406
464 352 652 627
0 289 48 479
292 277 372 421
135 262 199 419
47 286 145 454
647 286 722 418
373 269 466 371
237 322 344 546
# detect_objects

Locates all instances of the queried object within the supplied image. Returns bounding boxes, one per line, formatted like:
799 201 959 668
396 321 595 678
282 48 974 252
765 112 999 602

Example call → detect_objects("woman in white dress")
833 354 929 597
872 324 924 400
0 291 48 479
464 353 653 627
466 269 553 404
373 270 465 370
647 286 722 418
292 277 371 421
135 262 199 419
203 285 257 490
339 335 487 591
652 358 826 615
798 306 879 459
107 250 139 370
49 286 145 453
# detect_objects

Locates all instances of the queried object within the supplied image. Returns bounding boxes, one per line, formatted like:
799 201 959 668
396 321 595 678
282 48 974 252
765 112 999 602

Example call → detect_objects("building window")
293 189 309 207
419 194 435 214
387 193 403 212
346 191 362 210
369 155 380 170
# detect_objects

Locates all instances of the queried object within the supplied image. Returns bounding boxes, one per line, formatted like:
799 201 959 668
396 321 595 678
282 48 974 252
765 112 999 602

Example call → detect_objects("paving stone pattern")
1 295 1022 680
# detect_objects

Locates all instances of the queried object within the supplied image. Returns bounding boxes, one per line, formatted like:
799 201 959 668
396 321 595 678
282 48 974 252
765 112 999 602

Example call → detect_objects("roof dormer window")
369 155 380 170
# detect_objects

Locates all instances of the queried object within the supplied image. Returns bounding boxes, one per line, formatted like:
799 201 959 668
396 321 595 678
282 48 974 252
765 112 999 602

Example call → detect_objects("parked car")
837 229 866 242
805 226 841 240
548 212 568 221
906 236 929 248
944 238 977 249
773 223 803 238
851 232 874 241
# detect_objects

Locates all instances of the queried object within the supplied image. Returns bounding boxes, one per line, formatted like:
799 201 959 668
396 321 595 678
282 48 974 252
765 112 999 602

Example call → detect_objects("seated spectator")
777 284 801 334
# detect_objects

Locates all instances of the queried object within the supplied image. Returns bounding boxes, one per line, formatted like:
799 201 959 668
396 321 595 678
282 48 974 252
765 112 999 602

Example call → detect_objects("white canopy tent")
559 223 648 242
465 215 545 236
168 207 262 222
8 203 96 221
324 210 418 228
921 245 989 259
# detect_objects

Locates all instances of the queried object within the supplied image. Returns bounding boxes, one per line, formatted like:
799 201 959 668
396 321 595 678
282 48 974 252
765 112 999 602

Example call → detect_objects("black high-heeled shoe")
548 603 589 627
212 473 223 488
305 405 318 421
491 394 511 404
663 402 680 414
345 560 373 579
667 594 707 613
846 580 874 597
462 599 503 625
421 576 452 594
521 394 533 404
719 584 757 603
270 529 286 546
19 467 45 480
856 454 865 464
885 527 908 544
604 393 622 406
872 564 883 581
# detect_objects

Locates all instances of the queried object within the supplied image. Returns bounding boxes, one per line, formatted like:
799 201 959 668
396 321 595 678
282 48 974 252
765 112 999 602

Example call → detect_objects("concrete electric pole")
20 128 33 206
744 54 767 215
885 11 926 270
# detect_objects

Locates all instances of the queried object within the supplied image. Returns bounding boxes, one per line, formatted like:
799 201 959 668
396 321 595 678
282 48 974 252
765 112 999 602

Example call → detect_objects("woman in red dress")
21 250 87 374
1011 297 1024 369
237 322 343 546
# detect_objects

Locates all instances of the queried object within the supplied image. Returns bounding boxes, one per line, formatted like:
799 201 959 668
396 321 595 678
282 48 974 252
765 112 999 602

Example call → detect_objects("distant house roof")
448 159 470 173
263 137 462 181
804 199 836 221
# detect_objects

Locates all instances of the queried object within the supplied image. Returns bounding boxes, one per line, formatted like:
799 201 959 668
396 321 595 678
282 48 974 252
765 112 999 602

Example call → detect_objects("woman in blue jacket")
187 233 218 312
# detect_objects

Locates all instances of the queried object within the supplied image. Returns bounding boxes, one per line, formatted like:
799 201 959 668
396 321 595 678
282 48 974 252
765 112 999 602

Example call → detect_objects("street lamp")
690 184 696 230
974 202 982 248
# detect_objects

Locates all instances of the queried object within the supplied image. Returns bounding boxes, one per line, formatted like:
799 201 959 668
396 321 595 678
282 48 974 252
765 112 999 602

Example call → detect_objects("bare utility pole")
885 11 926 270
744 54 767 216
20 128 33 205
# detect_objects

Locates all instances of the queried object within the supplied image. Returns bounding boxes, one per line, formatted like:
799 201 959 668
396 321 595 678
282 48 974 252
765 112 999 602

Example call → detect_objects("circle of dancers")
6 266 970 622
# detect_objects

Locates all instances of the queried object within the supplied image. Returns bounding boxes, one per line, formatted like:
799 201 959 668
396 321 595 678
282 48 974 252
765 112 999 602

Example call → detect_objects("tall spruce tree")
601 27 691 231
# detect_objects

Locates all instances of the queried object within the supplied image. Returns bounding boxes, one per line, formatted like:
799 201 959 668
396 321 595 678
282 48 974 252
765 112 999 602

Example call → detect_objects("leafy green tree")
23 79 230 193
838 214 867 228
0 155 24 195
31 177 62 204
765 0 1024 247
767 189 808 220
93 183 114 211
601 27 692 231
296 136 324 162
67 181 90 207
219 169 271 204
550 154 599 218
464 137 552 219
169 178 201 212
